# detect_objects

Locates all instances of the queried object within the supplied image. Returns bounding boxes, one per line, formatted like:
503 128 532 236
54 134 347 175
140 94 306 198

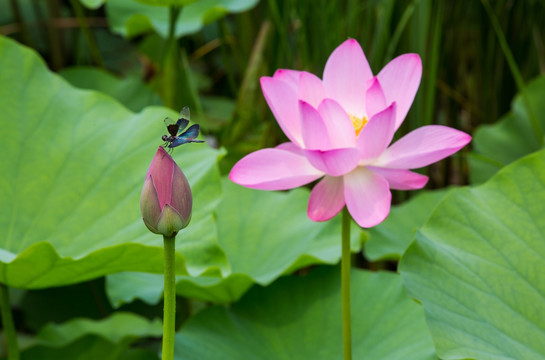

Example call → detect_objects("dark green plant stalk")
422 0 442 127
266 0 290 65
161 6 182 109
162 234 177 360
481 0 543 145
224 21 271 146
385 1 415 62
8 0 33 47
68 0 105 68
0 284 19 360
218 18 238 96
45 0 64 70
341 207 352 360
181 48 204 116
369 0 395 68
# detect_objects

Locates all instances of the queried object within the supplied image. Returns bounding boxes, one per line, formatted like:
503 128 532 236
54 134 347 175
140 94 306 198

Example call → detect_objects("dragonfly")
162 106 204 150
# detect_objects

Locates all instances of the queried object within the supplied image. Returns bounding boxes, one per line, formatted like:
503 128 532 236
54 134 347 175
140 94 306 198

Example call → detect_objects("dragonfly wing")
179 106 190 121
168 136 187 148
164 117 179 137
168 124 204 147
175 118 189 134
179 124 201 140
169 137 204 147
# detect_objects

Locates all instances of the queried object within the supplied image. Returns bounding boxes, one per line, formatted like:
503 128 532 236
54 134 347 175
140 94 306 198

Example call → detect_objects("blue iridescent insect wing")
168 124 204 147
175 118 189 134
176 106 190 133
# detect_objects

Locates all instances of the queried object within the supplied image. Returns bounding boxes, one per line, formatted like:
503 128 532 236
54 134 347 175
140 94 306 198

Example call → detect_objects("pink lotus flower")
141 146 192 236
229 39 471 227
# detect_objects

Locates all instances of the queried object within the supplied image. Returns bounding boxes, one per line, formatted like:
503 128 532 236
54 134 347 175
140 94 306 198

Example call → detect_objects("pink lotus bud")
140 147 192 236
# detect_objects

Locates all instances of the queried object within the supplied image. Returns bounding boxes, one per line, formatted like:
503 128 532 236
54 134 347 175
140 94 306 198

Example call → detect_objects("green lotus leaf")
106 179 363 306
21 312 161 359
175 266 436 359
106 272 165 307
106 0 259 39
133 0 198 7
469 75 545 184
79 0 107 9
23 338 158 360
35 312 162 347
400 148 545 359
0 36 228 288
365 189 448 261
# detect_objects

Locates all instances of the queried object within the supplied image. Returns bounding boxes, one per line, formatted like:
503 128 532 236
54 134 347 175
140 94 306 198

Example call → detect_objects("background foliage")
1 0 544 359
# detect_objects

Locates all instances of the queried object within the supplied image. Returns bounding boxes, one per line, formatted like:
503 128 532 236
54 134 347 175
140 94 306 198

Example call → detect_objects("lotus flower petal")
375 125 472 169
317 99 357 148
304 148 360 177
344 167 391 228
308 176 345 222
367 167 429 190
229 148 323 190
273 69 301 91
260 76 303 146
298 71 326 108
358 103 397 163
323 39 373 118
365 77 387 119
299 101 332 150
377 54 422 131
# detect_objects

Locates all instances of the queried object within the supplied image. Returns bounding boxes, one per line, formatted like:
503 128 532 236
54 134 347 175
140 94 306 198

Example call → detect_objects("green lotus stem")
218 18 238 96
161 6 182 109
341 207 352 360
162 234 177 360
0 284 19 360
226 20 271 146
45 0 63 70
68 0 105 68
8 0 33 47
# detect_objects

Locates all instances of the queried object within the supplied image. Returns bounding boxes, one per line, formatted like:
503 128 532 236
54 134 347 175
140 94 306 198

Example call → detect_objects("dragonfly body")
162 107 204 149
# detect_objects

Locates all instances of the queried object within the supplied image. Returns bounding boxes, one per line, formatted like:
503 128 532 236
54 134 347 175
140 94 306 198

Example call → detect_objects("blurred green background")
2 0 545 359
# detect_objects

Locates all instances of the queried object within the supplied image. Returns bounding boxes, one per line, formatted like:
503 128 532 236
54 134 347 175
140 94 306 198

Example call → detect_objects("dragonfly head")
161 135 169 141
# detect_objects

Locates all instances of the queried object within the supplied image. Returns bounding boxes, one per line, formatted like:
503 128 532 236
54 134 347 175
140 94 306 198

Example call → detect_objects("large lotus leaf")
79 0 107 9
399 148 545 359
80 0 197 9
106 179 363 306
365 189 448 261
107 272 165 307
60 67 163 113
22 312 161 359
175 266 436 359
0 36 228 288
469 75 545 184
23 338 158 360
34 312 162 347
106 0 259 39
132 0 198 6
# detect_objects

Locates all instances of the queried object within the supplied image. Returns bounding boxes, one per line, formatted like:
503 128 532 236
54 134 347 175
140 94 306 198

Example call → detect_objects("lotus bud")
140 147 192 237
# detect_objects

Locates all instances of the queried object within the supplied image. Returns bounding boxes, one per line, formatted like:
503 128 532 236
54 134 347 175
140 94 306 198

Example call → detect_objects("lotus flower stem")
341 207 352 360
68 0 105 69
162 234 177 360
0 284 19 360
161 5 182 109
